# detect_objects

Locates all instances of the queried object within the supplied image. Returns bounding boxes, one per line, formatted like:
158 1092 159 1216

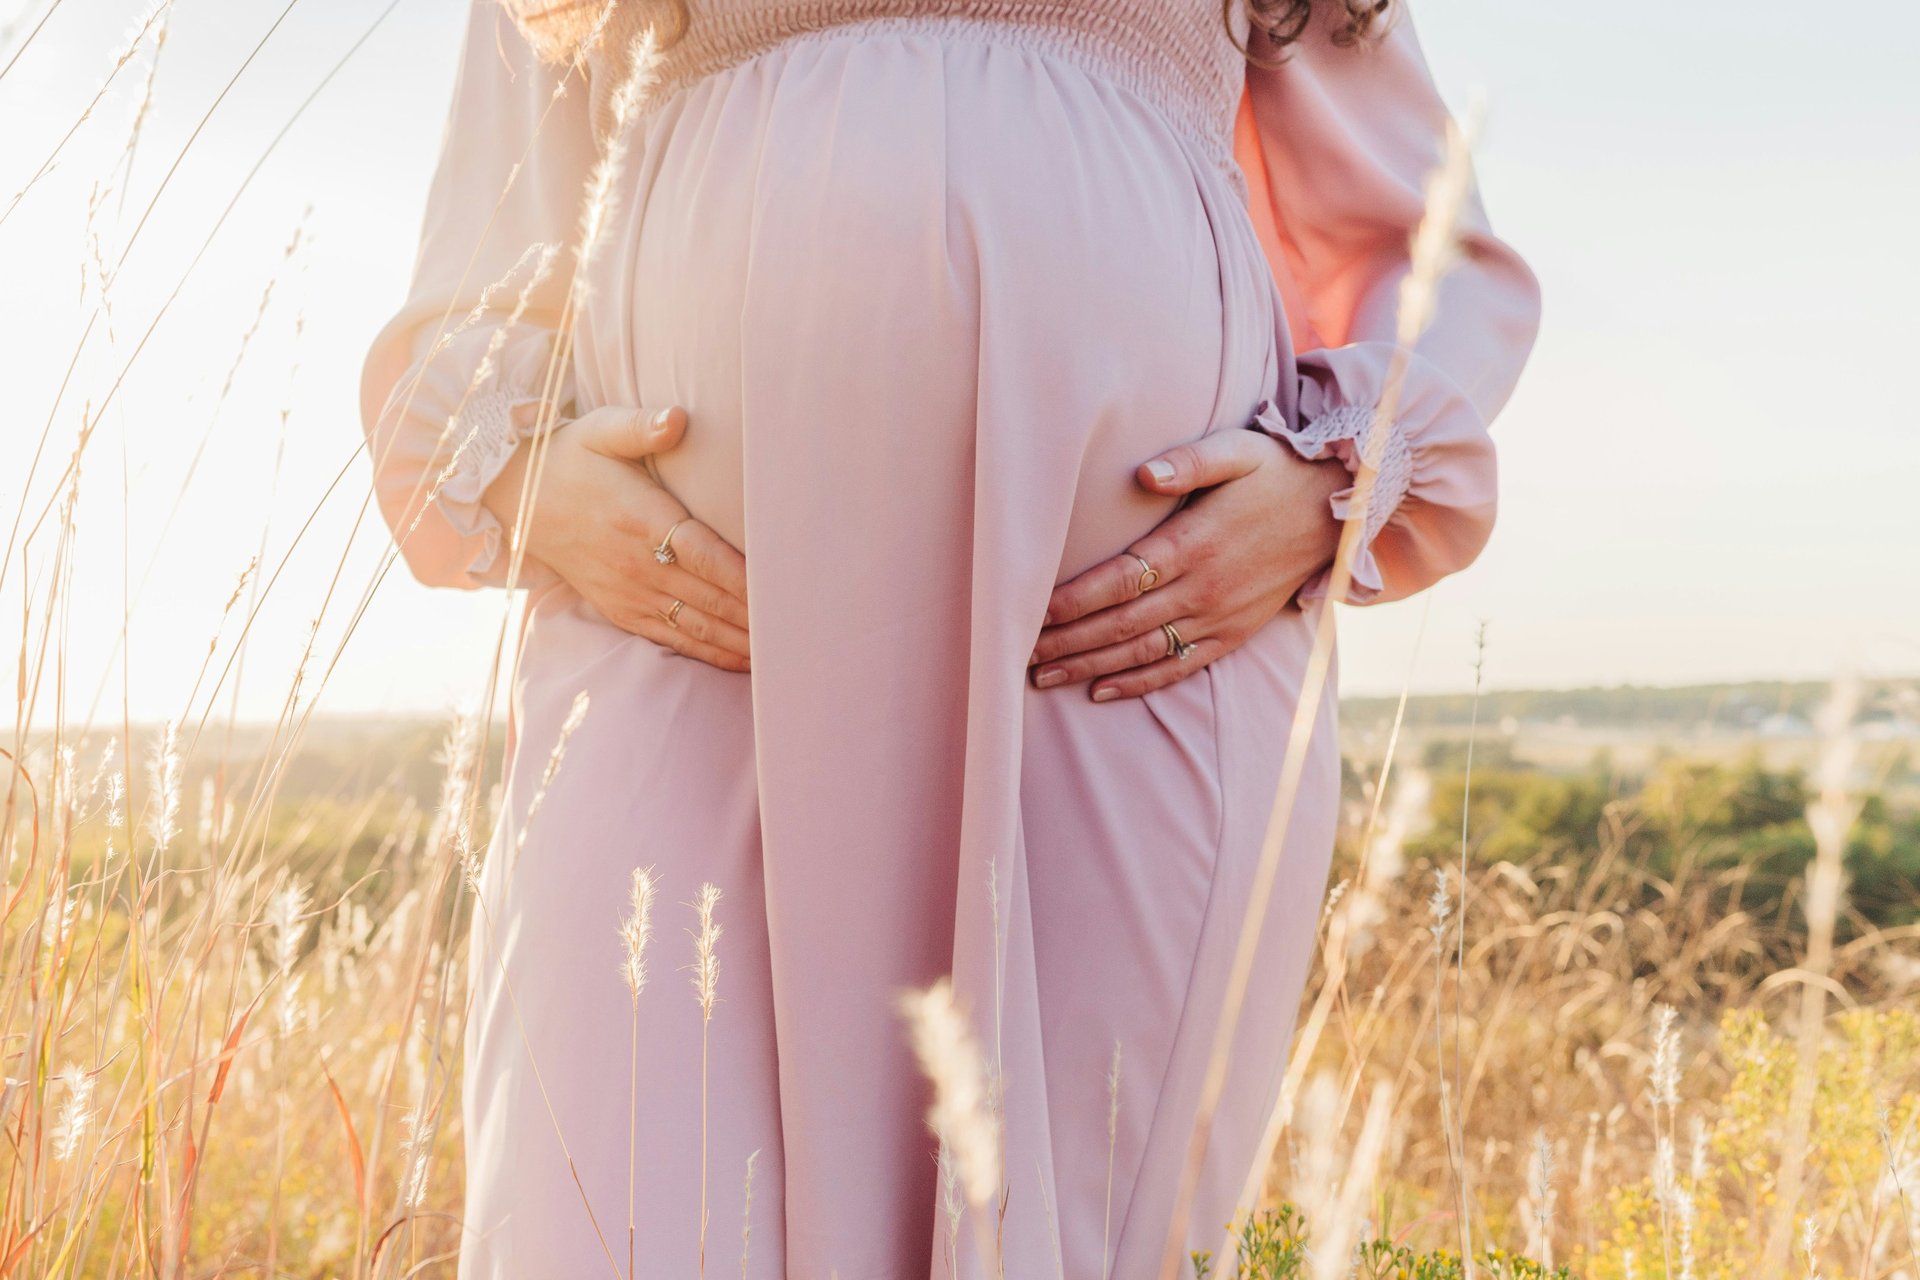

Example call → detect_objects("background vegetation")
6 681 1916 1276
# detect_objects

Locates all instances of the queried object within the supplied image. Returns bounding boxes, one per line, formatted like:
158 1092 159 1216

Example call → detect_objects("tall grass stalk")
1305 1078 1394 1280
1235 600 1432 1219
619 864 656 1280
1158 97 1487 1279
740 1147 760 1278
12 0 296 539
1104 1040 1122 1280
900 978 1003 1278
0 0 67 86
1762 678 1861 1278
1429 864 1463 1256
0 0 172 229
1527 1129 1557 1269
1448 620 1489 1275
1877 1108 1919 1273
1649 1002 1681 1280
401 694 624 1280
688 882 722 1280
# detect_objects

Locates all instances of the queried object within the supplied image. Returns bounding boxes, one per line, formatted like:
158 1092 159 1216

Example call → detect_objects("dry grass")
1276 750 1920 1280
4 713 1914 1277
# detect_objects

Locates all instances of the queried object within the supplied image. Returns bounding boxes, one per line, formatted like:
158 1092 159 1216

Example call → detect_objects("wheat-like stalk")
49 1064 94 1162
576 22 662 284
1103 1040 1123 1280
1649 1002 1681 1280
939 1137 964 1276
1878 1107 1919 1272
740 1147 761 1278
1526 1129 1558 1268
621 864 657 1279
688 881 722 1279
511 690 590 875
0 0 175 228
621 866 658 999
900 978 1002 1273
1161 95 1488 1280
1762 678 1861 1278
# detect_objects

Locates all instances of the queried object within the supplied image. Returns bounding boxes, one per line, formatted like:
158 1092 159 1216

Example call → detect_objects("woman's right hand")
480 405 752 673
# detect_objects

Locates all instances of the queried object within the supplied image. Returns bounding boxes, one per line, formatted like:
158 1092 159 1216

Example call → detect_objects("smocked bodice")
572 0 1255 163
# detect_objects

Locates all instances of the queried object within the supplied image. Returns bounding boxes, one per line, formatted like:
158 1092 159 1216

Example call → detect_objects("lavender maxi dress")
358 0 1540 1272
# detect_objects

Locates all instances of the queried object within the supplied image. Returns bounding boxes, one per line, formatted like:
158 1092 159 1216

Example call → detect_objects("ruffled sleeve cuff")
433 382 561 583
1244 333 1502 607
375 319 572 589
1246 390 1408 606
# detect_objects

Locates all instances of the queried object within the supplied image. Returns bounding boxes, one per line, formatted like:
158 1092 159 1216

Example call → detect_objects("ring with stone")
653 518 688 566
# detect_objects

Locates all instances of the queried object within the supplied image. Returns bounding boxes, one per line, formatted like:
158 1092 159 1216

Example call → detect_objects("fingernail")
1146 459 1176 483
1035 667 1067 689
1091 685 1119 702
651 407 673 429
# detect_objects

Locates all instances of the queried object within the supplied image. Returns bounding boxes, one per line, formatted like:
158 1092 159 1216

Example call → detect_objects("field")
5 683 1916 1277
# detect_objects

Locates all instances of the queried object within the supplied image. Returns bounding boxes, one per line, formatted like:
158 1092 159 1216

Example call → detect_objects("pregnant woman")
358 0 1539 1273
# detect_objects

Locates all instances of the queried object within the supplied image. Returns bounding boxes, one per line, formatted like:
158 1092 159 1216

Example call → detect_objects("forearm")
1238 9 1543 605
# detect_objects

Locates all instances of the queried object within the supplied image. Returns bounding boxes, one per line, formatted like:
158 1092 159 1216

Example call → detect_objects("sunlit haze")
4 0 1916 728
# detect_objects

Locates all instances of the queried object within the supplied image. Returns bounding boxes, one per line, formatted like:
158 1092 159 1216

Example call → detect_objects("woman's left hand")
1029 427 1348 701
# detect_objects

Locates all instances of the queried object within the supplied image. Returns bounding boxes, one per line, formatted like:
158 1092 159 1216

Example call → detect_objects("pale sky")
2 0 1916 730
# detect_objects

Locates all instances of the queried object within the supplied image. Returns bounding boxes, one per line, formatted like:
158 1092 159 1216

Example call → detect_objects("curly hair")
1236 0 1390 66
504 0 1391 72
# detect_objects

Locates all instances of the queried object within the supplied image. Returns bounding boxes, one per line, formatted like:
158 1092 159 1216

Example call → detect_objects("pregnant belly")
570 21 1244 582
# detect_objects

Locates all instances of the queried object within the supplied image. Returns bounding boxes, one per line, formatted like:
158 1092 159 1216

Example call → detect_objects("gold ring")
653 518 687 566
1162 621 1196 661
1129 552 1160 595
661 598 685 628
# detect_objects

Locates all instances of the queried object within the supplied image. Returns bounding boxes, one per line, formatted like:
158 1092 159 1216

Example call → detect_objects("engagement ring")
654 518 688 566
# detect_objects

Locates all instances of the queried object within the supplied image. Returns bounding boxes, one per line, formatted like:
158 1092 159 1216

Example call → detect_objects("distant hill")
1342 677 1919 736
22 678 1918 816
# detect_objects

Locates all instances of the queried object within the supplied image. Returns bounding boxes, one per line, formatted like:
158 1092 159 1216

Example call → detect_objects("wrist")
1298 452 1348 570
479 439 533 547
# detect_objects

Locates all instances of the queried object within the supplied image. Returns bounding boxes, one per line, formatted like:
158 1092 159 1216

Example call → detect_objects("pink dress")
358 0 1540 1275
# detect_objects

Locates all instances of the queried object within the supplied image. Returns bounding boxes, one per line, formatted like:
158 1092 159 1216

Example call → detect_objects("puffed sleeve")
1234 3 1542 605
357 0 597 591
